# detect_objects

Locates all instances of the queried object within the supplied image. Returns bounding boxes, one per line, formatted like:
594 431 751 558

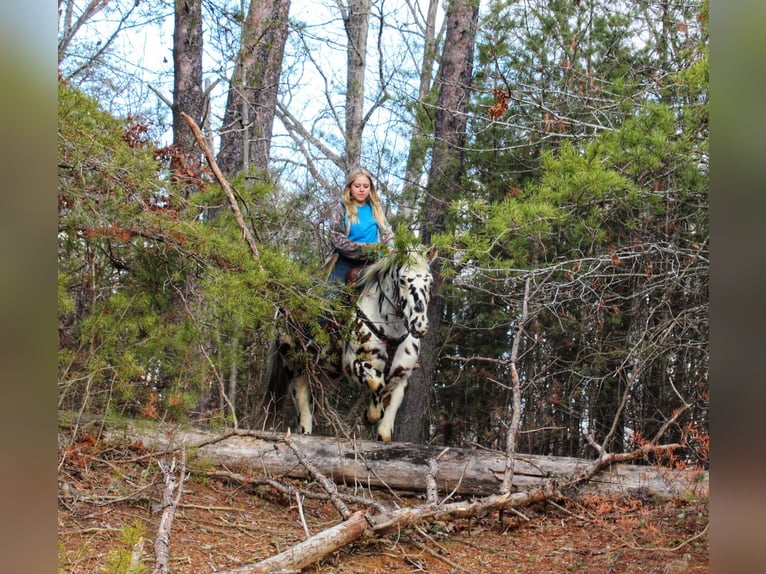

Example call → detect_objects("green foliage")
433 6 709 452
57 83 314 423
102 519 147 574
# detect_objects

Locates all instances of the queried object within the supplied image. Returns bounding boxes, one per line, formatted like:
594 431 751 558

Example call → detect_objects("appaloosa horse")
263 247 436 441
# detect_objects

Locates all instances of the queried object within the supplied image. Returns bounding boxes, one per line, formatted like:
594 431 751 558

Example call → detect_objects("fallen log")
96 419 708 500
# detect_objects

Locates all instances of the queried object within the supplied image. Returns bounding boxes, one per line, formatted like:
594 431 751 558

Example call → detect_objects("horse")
261 247 436 441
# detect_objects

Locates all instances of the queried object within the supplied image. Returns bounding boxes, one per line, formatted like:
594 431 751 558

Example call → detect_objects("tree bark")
397 0 480 443
172 0 204 156
97 421 708 500
342 0 372 171
399 0 441 223
217 0 291 177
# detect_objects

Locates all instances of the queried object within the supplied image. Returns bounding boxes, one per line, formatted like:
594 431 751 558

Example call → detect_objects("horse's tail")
252 330 295 431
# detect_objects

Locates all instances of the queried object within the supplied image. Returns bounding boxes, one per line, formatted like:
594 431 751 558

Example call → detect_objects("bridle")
353 264 429 377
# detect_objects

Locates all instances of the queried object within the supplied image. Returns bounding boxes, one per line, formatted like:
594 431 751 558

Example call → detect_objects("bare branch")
181 112 261 261
152 447 187 574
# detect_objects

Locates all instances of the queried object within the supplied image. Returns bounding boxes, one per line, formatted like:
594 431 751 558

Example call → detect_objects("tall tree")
217 0 291 177
172 0 204 155
395 0 479 442
399 0 442 224
342 0 372 171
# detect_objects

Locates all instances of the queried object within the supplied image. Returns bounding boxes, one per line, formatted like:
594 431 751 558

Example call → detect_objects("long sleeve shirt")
328 202 394 261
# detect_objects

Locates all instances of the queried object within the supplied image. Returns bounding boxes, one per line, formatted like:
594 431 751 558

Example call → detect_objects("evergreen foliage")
428 0 708 457
57 0 708 461
57 83 332 424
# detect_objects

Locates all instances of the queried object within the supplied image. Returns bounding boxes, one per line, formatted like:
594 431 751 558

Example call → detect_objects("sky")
62 0 443 197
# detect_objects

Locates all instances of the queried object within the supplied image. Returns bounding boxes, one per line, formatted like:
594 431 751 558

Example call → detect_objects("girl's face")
349 175 372 205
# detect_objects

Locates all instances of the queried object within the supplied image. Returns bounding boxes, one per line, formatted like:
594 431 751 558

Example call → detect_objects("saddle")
346 264 369 285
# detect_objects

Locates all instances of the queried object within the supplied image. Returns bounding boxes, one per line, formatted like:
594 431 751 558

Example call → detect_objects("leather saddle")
346 265 369 285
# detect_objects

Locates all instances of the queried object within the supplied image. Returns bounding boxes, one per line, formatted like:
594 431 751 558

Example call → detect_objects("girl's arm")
378 217 395 248
329 204 373 260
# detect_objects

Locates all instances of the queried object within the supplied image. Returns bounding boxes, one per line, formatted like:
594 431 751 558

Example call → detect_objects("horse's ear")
426 246 438 264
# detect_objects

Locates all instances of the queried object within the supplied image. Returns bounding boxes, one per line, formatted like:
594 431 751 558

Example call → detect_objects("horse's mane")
356 252 397 289
356 249 427 289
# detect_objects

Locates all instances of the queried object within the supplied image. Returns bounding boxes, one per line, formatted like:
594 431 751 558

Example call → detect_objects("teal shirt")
348 203 378 244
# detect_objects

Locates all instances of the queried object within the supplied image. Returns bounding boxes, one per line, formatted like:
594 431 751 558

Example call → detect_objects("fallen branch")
218 510 369 574
152 447 187 574
284 430 351 519
208 469 388 513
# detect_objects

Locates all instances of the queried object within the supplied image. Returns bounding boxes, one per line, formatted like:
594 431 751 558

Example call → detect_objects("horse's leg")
375 380 408 442
374 335 421 441
364 386 386 426
288 373 313 435
343 334 387 396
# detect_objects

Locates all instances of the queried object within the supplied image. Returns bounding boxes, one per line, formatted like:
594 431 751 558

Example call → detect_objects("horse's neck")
358 272 406 336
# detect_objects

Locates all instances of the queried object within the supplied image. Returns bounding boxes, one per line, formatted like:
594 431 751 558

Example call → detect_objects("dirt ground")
57 434 709 573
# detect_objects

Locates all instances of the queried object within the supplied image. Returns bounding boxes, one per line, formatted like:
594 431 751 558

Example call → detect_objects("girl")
326 167 394 284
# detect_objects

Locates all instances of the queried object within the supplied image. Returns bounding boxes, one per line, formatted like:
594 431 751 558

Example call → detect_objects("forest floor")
57 432 709 574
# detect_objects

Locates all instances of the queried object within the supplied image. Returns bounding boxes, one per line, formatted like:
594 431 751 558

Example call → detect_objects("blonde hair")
343 167 387 226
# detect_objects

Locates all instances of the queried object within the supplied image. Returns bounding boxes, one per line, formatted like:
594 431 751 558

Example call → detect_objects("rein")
356 263 407 345
355 306 408 378
355 264 410 377
355 307 409 346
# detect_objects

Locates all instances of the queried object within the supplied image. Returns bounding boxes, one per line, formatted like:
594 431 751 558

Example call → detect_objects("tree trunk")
398 0 480 443
172 0 204 155
393 293 442 442
342 0 372 171
399 0 441 223
421 0 478 244
97 421 709 500
217 0 291 177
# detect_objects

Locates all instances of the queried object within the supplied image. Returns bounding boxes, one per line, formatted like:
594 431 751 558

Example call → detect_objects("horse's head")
397 248 437 338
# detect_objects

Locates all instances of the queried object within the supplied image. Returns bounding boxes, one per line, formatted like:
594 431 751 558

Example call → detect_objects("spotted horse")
262 247 436 441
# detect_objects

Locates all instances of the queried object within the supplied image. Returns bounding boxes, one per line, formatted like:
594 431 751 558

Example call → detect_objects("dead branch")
502 276 531 494
425 449 447 504
128 536 146 574
284 430 352 520
152 447 187 574
217 510 369 574
208 469 388 513
180 112 260 260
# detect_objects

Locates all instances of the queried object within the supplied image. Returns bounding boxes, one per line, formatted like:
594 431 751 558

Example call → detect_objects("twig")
295 491 311 538
412 528 473 573
208 469 388 513
128 536 145 574
611 520 709 553
283 431 352 520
